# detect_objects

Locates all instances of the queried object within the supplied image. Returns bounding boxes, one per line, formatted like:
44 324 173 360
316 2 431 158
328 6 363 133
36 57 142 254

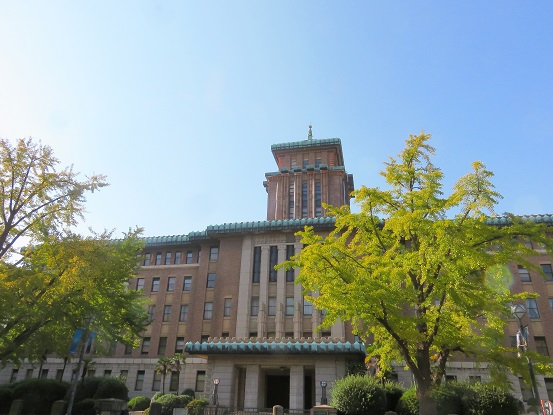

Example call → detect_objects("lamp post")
511 304 540 403
320 381 328 405
212 378 220 406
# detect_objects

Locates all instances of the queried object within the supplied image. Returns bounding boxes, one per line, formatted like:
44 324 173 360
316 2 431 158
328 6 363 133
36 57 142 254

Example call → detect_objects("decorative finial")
308 124 312 140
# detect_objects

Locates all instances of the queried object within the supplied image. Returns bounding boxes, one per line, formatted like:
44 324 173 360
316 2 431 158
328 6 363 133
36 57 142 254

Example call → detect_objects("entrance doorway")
266 375 290 409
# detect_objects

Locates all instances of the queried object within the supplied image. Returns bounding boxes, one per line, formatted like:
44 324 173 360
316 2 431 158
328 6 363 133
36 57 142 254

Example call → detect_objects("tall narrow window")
206 273 216 288
251 297 259 316
141 337 151 354
135 370 145 390
163 305 172 322
183 277 192 291
151 278 160 292
195 371 206 392
541 264 553 281
203 302 213 320
269 246 278 282
315 179 322 217
302 181 308 218
224 298 232 317
179 305 188 322
174 252 182 264
167 277 176 292
210 247 219 261
286 245 295 282
526 299 540 318
303 299 312 316
148 305 156 322
155 252 162 265
315 157 322 167
285 297 294 316
164 252 172 265
136 278 145 290
143 253 151 266
152 371 162 391
169 371 179 391
288 182 295 219
535 336 549 356
252 247 261 283
186 251 193 264
158 337 167 355
518 265 531 282
10 369 18 383
268 297 277 316
175 337 185 353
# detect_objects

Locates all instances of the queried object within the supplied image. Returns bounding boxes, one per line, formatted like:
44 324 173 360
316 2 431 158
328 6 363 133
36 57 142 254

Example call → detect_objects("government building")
1 131 553 408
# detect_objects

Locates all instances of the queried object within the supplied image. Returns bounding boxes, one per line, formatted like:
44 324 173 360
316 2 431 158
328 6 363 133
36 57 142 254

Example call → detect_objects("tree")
282 133 553 415
0 138 107 261
170 353 186 394
0 229 149 363
156 357 172 395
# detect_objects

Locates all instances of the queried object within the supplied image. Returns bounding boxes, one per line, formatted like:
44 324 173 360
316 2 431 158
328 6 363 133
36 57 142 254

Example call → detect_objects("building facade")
1 132 553 406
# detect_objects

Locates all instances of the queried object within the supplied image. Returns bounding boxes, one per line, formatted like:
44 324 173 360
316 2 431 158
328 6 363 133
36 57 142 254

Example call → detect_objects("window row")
250 297 314 316
132 336 187 355
135 369 206 392
517 263 553 282
142 247 219 266
287 179 323 219
252 245 295 283
136 274 217 292
147 299 233 323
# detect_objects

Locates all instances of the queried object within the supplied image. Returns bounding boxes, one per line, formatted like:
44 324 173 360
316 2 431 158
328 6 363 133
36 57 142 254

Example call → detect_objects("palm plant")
170 353 185 394
155 356 171 394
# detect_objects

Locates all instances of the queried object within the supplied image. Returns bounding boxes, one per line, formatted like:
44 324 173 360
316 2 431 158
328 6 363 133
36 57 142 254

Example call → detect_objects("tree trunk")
418 393 437 415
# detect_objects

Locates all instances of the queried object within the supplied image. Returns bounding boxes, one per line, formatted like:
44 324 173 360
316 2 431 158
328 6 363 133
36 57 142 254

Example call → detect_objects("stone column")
289 365 304 410
244 365 261 409
276 244 287 338
236 237 254 338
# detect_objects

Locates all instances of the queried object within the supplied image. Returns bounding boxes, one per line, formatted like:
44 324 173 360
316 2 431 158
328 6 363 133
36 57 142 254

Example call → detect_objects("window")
165 252 172 265
120 370 128 380
285 297 294 316
103 370 112 377
303 299 313 316
252 246 261 283
286 245 295 282
158 337 167 355
198 248 201 262
167 277 176 292
179 305 188 322
268 246 278 282
224 298 232 317
195 371 206 392
141 337 151 354
518 265 531 282
10 369 18 383
201 335 209 343
124 344 132 355
169 372 179 391
468 375 481 384
135 370 145 390
136 278 144 290
86 369 95 378
289 182 295 219
445 375 457 383
143 253 151 266
322 331 331 338
206 273 216 288
55 369 63 381
210 247 219 261
535 336 549 356
268 297 277 316
251 297 259 316
186 250 193 264
174 252 181 264
315 179 322 217
148 305 156 322
545 378 553 401
526 299 540 318
303 158 309 168
175 337 185 353
203 302 213 320
541 264 553 281
26 369 33 379
155 252 162 265
163 305 172 322
301 180 308 218
183 277 192 291
151 277 160 292
152 371 162 391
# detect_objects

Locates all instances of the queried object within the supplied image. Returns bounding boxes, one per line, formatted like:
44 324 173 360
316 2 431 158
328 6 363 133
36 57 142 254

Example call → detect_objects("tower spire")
308 124 312 140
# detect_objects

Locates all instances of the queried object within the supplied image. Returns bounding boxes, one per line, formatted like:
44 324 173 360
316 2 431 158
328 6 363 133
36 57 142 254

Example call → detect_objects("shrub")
395 388 419 415
461 383 518 415
156 394 193 415
72 398 96 415
383 381 404 412
152 391 164 401
93 377 128 400
0 386 13 413
330 375 386 415
12 378 68 415
432 383 464 415
182 388 196 398
187 398 208 415
128 395 151 411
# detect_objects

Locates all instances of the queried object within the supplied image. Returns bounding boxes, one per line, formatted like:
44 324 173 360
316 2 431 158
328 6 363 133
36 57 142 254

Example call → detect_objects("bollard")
50 400 68 415
8 399 23 415
149 401 162 415
273 405 284 415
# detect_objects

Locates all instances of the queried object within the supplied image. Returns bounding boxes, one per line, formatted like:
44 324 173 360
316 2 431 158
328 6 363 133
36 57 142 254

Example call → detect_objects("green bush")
395 388 419 415
12 378 68 415
182 388 196 397
187 398 208 415
70 376 128 403
383 382 404 412
72 398 96 415
461 383 518 415
330 375 386 415
156 394 194 415
152 391 164 401
128 395 151 411
433 383 464 415
0 386 13 413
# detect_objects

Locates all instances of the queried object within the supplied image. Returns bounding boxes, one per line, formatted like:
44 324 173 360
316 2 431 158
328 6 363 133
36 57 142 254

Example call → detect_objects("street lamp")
320 381 328 405
511 304 540 403
212 378 220 406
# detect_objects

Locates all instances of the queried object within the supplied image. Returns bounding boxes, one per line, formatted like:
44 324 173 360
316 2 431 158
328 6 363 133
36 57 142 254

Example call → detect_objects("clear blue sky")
1 1 552 238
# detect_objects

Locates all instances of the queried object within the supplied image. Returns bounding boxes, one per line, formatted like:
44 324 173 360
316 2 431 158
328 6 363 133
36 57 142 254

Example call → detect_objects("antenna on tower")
308 124 312 140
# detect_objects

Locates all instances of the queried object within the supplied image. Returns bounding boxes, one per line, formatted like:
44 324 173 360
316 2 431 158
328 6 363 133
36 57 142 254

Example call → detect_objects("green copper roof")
143 231 207 247
185 339 366 355
485 214 553 226
206 217 336 234
271 138 342 151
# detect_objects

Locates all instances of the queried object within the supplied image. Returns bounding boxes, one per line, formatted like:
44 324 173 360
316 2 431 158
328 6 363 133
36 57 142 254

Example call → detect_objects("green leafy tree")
282 133 553 415
156 357 172 395
0 137 148 363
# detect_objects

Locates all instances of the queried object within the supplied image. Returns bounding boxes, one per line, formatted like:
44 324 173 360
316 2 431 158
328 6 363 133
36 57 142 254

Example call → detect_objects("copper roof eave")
271 138 345 166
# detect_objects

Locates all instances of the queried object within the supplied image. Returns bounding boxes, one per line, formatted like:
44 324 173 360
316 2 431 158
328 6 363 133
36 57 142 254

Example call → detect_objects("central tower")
264 126 354 221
